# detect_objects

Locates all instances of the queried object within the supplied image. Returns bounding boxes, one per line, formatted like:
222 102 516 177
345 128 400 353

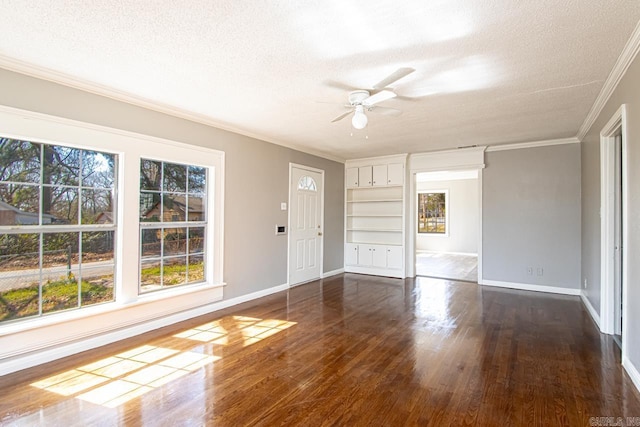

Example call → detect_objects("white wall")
416 178 478 254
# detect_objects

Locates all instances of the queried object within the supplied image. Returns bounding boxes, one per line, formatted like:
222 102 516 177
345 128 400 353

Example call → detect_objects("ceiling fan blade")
373 67 415 90
362 90 396 106
331 110 353 123
369 106 402 117
323 80 357 92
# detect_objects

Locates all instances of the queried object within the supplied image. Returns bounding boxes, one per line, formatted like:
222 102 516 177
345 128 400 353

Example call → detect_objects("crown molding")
486 137 580 152
577 20 640 141
0 55 345 164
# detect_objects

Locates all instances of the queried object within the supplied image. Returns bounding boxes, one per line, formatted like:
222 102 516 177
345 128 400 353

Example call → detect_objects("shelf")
346 214 403 218
346 241 403 246
347 228 402 232
346 184 403 189
346 199 403 203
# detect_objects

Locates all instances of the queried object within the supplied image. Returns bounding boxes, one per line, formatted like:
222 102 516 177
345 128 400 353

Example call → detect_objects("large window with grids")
0 138 116 323
139 159 207 293
417 191 447 234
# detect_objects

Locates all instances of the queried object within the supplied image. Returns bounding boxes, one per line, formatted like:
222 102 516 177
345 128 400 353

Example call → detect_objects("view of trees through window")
139 159 206 292
418 192 446 234
0 138 116 323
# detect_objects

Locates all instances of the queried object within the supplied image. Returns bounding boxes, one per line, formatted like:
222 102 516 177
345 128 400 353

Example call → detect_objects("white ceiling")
0 1 639 161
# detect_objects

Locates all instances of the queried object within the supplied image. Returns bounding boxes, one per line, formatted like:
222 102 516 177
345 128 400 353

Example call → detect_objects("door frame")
600 104 629 354
407 147 486 281
288 163 325 287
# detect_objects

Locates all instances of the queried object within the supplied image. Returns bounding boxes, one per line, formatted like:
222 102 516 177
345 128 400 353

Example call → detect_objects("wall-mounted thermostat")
275 225 286 235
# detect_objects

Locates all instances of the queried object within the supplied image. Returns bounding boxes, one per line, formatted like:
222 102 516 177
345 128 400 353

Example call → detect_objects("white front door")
289 165 323 285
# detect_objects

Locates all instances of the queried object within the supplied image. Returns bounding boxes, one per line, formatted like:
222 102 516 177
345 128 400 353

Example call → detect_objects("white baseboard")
622 355 640 395
481 280 581 296
0 283 288 376
322 268 344 278
580 291 601 330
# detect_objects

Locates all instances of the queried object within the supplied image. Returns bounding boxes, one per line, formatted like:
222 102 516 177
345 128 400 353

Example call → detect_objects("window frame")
0 106 225 332
417 190 449 236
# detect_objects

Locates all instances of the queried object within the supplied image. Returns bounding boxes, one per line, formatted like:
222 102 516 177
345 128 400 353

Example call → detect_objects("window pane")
0 273 41 322
82 231 114 264
418 192 446 234
187 254 204 284
82 151 115 189
80 267 114 308
140 191 161 222
188 227 204 254
140 259 161 291
0 138 41 183
42 186 79 225
188 166 206 194
42 274 79 314
42 232 79 270
0 184 39 225
163 257 187 286
187 195 205 221
163 227 187 256
163 163 187 192
140 159 161 191
43 145 80 187
163 194 186 222
0 233 41 322
141 229 161 258
81 189 113 224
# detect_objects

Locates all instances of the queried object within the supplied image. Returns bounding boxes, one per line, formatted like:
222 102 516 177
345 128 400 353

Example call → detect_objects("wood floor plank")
1 274 640 426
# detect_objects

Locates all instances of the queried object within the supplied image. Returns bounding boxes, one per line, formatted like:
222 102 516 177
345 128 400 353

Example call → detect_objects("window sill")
0 282 225 337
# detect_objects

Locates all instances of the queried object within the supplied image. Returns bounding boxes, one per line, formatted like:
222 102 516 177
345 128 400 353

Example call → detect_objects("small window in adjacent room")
418 192 447 234
0 137 117 324
139 159 207 293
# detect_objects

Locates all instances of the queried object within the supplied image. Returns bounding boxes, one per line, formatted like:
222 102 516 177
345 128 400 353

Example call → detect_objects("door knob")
318 232 323 236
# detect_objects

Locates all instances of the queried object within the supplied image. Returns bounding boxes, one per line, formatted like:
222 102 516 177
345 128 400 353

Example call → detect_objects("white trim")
287 163 325 287
622 355 640 394
580 291 601 329
0 282 289 376
485 137 580 152
0 55 345 164
321 268 344 278
577 21 640 140
477 169 484 284
599 105 629 369
481 280 581 296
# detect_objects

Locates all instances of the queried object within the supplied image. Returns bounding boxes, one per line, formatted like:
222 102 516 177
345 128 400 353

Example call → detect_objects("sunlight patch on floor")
31 345 218 408
174 315 297 347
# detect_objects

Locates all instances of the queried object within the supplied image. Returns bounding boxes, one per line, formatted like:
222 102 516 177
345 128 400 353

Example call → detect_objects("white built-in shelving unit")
344 154 407 278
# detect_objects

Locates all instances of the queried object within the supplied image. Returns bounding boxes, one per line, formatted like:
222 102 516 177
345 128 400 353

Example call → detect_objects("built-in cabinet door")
358 244 374 266
387 246 403 269
346 167 359 188
371 245 387 268
359 166 373 187
372 165 387 187
345 243 359 265
387 163 404 186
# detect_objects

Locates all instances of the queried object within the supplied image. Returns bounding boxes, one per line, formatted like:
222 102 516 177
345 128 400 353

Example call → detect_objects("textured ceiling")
0 1 639 161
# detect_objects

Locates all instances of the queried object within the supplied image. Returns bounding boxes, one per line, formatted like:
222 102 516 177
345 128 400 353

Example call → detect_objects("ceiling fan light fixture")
352 105 368 129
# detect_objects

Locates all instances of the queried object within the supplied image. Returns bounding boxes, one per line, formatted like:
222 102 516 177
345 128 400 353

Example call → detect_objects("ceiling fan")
328 67 415 130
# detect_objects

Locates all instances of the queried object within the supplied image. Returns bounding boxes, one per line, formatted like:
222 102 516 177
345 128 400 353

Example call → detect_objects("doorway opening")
600 104 628 356
415 170 479 282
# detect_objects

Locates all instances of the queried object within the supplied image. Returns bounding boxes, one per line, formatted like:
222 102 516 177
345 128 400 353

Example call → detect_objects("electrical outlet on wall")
537 267 544 276
584 278 588 289
527 267 533 275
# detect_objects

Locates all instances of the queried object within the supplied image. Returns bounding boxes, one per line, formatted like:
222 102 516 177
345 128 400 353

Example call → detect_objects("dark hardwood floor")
1 274 639 426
